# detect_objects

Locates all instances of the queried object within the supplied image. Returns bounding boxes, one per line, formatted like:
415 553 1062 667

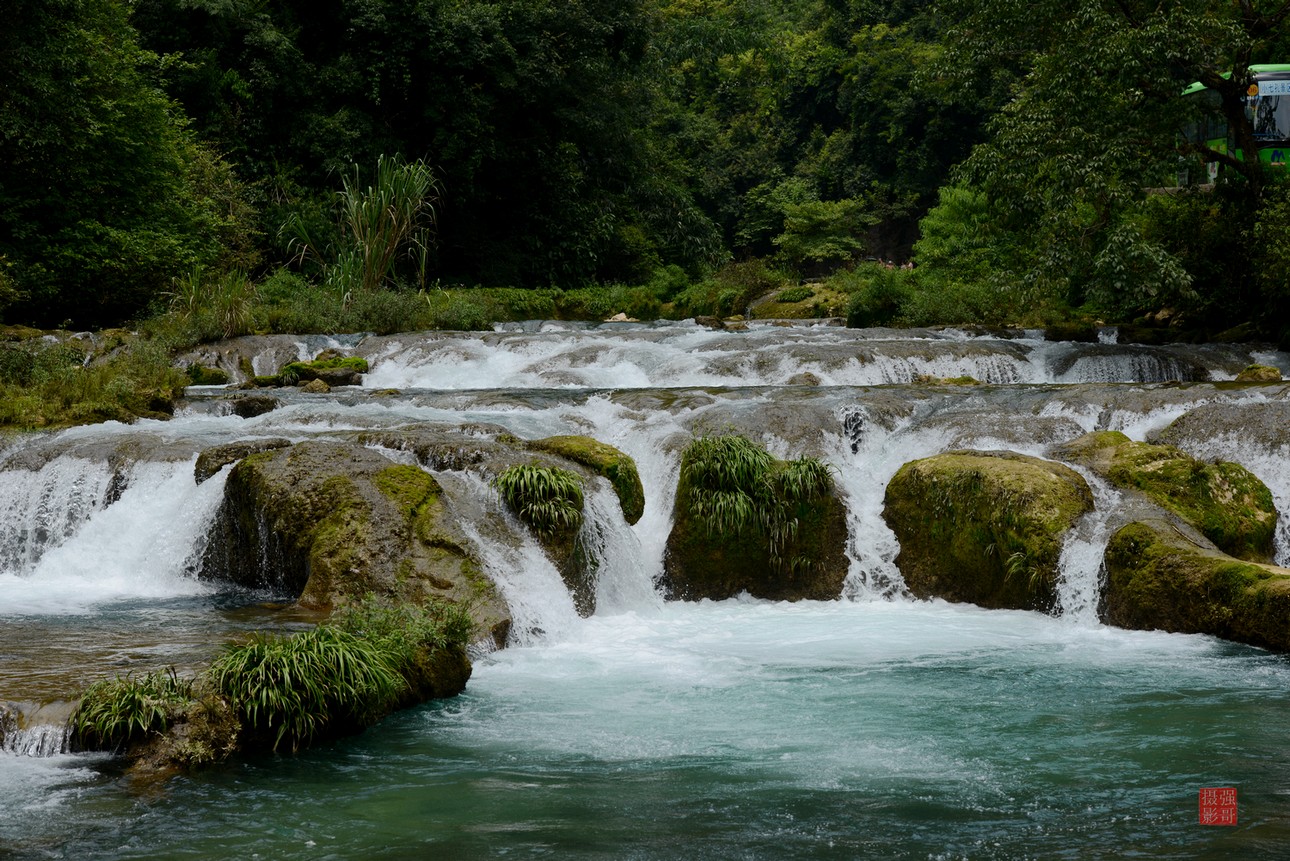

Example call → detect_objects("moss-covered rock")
229 394 279 418
1103 519 1290 651
883 450 1094 612
186 364 230 386
279 355 368 387
661 436 848 601
244 355 370 388
525 434 644 525
201 441 509 646
194 438 292 484
1235 364 1282 383
1055 431 1276 562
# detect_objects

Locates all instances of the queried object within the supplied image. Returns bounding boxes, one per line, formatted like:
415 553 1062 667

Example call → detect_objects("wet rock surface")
1056 431 1277 563
200 440 512 645
1103 519 1290 651
883 450 1094 612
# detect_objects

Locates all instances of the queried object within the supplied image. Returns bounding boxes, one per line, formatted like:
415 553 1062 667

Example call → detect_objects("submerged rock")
1103 519 1290 651
883 450 1094 612
1055 431 1276 562
661 436 848 601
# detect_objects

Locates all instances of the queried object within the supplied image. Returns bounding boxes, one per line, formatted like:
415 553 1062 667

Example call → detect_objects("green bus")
1181 64 1290 182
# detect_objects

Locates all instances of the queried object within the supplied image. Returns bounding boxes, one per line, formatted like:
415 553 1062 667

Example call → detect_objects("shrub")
285 154 439 297
72 669 193 751
331 598 474 683
776 285 815 303
208 626 402 752
842 265 914 327
493 464 585 534
680 435 835 571
0 336 187 430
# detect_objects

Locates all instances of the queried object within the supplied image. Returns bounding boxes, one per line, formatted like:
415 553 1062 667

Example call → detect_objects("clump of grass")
682 436 775 536
166 267 259 341
493 464 585 534
681 435 835 571
208 625 402 752
71 669 193 751
285 154 439 298
331 598 474 682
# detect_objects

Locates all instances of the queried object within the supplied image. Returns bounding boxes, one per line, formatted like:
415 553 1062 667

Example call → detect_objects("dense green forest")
2 0 1290 342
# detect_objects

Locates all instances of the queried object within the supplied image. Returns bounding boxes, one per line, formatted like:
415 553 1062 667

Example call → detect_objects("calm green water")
6 599 1290 860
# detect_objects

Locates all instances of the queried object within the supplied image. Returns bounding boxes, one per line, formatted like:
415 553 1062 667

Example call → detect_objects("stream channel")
2 321 1290 859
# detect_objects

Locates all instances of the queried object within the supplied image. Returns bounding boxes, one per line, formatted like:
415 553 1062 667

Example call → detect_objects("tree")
932 0 1290 322
0 0 252 327
133 0 671 287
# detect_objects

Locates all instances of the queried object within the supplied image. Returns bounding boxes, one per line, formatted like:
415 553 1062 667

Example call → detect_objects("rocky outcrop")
661 436 848 601
196 427 647 637
1103 519 1290 651
1153 401 1290 452
200 440 511 646
356 427 644 617
1055 431 1276 562
883 450 1094 612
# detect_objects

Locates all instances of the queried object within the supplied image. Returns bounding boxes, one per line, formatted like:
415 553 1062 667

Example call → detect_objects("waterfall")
357 326 1282 390
1054 472 1125 622
582 483 660 615
1 702 74 758
454 473 582 647
0 457 115 576
0 460 229 615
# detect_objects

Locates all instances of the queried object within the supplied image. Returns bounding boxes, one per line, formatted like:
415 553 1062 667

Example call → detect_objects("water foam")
0 460 227 615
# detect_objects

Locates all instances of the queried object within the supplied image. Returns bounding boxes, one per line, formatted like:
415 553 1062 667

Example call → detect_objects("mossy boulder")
194 438 292 483
661 436 848 601
247 355 370 388
1235 364 1282 383
1103 519 1290 651
525 434 644 525
280 355 368 387
186 364 230 386
883 450 1094 612
1055 431 1276 562
229 394 280 418
201 441 509 646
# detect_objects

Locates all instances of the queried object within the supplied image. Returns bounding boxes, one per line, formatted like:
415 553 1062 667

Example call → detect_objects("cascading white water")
582 483 660 614
0 459 229 615
1 703 74 757
0 457 115 576
1054 471 1125 622
453 473 583 647
358 326 1283 390
5 324 1290 858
